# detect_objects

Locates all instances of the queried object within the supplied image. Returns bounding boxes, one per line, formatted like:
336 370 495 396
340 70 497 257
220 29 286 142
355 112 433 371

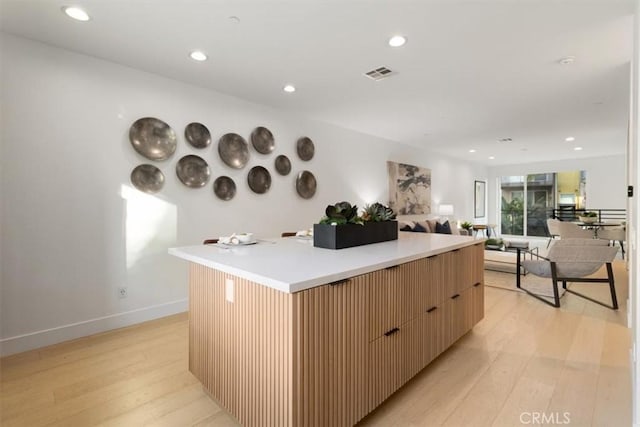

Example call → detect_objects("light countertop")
169 233 479 293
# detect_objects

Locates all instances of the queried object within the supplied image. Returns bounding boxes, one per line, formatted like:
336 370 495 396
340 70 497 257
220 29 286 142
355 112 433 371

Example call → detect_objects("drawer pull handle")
451 293 461 300
473 282 482 287
384 327 400 336
329 279 350 287
426 306 438 313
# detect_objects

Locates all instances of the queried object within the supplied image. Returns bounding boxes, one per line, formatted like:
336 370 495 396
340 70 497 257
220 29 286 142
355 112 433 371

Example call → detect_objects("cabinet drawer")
368 318 422 410
418 303 446 366
471 281 484 325
445 286 475 346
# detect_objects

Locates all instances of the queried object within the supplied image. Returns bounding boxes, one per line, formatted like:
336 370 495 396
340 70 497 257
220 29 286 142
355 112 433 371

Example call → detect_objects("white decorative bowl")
236 233 254 243
578 216 597 224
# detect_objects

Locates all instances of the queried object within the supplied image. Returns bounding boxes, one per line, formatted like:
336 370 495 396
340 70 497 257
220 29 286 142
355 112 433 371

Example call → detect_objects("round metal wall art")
184 122 211 149
213 176 236 201
274 155 291 176
247 166 272 194
218 133 250 169
176 155 210 188
129 117 177 161
296 137 315 161
296 170 317 199
131 164 165 194
250 126 275 154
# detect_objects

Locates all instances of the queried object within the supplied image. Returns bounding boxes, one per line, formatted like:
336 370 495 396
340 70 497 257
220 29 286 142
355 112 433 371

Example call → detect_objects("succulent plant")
460 221 473 230
362 202 397 222
320 201 364 225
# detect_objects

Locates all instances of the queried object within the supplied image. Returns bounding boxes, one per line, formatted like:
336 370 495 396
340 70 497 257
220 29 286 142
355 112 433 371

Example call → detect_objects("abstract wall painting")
387 161 431 215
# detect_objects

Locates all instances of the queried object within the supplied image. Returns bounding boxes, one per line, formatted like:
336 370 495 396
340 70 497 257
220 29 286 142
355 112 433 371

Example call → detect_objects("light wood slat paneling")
188 243 485 427
189 264 294 427
290 275 370 426
367 268 400 341
472 282 485 325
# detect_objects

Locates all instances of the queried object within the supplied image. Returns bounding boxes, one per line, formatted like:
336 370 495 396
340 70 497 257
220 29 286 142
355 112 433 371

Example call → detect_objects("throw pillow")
435 220 452 234
413 222 427 232
416 220 432 233
427 219 439 233
400 224 413 231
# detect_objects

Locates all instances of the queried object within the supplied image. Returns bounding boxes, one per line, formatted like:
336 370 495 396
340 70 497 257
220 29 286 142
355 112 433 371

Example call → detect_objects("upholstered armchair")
515 238 618 309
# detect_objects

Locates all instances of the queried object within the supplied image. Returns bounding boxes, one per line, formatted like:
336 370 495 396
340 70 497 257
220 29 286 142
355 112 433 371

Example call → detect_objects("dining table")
573 221 623 238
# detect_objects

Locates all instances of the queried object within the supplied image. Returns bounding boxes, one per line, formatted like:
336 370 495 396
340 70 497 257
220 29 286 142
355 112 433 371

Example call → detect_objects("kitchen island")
170 233 484 427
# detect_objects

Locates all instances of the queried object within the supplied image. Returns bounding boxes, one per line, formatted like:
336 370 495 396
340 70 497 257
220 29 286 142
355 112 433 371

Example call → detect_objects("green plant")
319 201 364 225
362 202 396 222
583 211 598 217
485 238 504 247
460 221 473 231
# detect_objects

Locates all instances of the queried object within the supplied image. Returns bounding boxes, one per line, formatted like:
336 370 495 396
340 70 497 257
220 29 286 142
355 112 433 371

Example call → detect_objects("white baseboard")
0 299 188 357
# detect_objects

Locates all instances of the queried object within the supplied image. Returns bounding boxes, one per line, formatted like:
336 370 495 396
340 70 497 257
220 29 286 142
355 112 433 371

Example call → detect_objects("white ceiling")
0 0 634 165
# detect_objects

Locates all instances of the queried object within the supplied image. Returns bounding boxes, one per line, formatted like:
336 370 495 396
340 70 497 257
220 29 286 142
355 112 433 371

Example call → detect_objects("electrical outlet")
225 279 234 303
118 287 128 299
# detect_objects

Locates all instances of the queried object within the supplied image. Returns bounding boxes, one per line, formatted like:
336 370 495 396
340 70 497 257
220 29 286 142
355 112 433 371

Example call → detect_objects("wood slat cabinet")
367 242 484 420
188 242 484 427
291 275 370 427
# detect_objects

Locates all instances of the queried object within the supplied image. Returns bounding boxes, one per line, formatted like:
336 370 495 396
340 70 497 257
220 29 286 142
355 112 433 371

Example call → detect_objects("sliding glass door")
499 171 585 237
500 176 525 236
526 174 554 237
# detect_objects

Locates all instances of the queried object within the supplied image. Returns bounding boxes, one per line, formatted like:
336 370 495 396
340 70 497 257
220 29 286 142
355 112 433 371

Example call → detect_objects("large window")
500 171 586 237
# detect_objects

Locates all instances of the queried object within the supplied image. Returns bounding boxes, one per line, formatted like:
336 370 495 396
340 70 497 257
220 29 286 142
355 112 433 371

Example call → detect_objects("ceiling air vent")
364 66 395 81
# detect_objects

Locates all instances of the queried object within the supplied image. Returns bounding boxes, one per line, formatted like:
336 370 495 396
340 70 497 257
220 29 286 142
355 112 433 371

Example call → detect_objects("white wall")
487 156 627 225
630 2 639 425
0 34 487 355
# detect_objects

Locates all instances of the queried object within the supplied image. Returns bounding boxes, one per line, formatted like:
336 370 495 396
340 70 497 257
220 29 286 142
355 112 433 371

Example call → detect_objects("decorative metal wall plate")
131 164 165 194
129 117 177 161
219 133 250 169
274 155 291 176
296 170 317 199
247 166 271 194
213 176 236 201
185 122 211 149
296 137 315 161
251 126 275 154
176 155 210 188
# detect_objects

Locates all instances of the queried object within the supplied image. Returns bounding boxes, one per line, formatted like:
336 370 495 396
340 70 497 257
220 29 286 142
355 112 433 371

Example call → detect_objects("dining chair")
556 220 595 239
515 238 618 309
203 239 219 244
598 226 626 259
546 218 562 248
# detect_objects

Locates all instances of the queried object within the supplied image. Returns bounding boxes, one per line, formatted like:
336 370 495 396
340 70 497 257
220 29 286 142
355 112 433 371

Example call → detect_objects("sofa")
398 219 470 236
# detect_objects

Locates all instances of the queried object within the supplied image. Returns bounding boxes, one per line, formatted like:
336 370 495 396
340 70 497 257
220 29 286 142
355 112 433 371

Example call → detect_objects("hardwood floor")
1 264 631 426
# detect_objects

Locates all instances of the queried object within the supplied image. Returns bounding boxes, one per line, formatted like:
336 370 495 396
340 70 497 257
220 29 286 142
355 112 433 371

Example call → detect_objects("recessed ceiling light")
388 35 407 47
62 6 90 21
469 149 476 153
189 51 207 61
574 146 583 151
283 84 296 93
488 156 495 160
559 56 576 65
565 136 575 142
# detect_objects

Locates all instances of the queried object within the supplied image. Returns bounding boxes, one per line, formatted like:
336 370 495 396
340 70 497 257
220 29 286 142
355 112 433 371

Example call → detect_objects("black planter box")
313 221 398 250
